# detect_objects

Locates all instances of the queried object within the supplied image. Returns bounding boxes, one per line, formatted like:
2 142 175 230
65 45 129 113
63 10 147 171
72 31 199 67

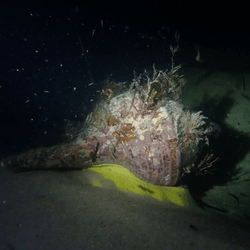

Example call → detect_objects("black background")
1 0 249 155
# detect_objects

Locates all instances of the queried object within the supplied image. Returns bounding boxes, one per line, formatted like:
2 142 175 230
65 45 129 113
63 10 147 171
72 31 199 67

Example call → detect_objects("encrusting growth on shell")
2 34 219 187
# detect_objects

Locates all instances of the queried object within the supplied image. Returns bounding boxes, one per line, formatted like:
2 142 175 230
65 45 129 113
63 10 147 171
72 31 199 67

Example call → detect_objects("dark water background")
1 0 249 156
